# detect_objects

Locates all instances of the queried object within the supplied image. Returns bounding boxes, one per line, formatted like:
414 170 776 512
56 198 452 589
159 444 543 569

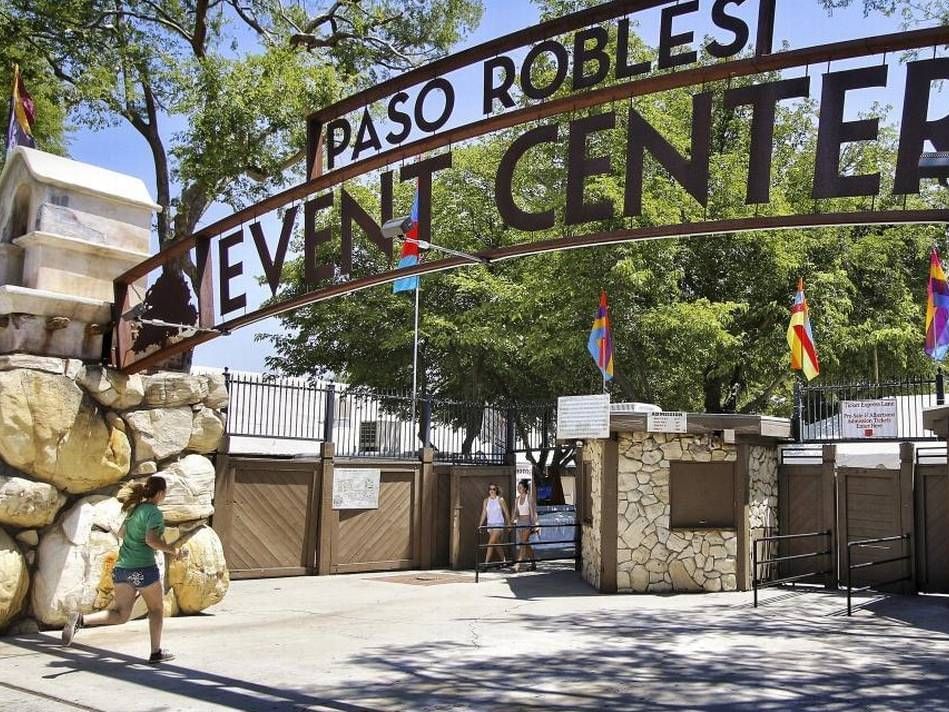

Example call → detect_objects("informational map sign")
557 394 611 440
332 468 381 509
840 399 898 439
647 411 688 434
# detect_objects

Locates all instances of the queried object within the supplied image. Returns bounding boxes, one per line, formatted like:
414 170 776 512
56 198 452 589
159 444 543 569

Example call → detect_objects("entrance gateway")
107 0 949 373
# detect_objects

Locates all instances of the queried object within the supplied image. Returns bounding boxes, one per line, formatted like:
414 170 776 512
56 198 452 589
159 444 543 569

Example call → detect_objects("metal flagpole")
411 283 420 434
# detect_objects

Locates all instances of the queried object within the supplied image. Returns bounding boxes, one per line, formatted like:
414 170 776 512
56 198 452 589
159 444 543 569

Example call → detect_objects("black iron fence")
794 374 945 443
752 530 834 607
221 369 556 463
846 533 913 616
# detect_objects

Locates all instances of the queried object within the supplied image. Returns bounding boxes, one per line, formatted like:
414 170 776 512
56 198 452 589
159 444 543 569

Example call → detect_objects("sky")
57 0 942 374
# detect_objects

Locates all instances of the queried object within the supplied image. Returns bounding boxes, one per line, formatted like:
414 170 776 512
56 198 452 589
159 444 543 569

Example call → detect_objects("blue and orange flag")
6 65 36 153
393 188 420 293
787 278 819 381
588 291 614 382
925 248 949 361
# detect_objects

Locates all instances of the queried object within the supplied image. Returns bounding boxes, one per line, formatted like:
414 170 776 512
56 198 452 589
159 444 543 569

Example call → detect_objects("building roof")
0 146 161 211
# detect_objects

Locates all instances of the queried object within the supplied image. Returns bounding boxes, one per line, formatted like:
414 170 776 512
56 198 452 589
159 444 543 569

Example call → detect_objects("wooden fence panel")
333 469 419 573
838 467 912 592
215 458 320 579
916 463 949 593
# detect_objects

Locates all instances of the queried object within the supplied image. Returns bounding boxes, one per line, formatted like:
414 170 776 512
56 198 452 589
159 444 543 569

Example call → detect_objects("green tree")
0 0 482 246
819 0 949 25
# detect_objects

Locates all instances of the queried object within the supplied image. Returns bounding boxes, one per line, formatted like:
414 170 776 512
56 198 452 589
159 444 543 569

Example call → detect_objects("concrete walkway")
1 567 948 711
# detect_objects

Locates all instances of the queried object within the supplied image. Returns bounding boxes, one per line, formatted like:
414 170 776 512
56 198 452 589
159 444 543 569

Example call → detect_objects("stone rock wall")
580 441 604 591
748 444 779 585
0 359 230 633
616 432 740 593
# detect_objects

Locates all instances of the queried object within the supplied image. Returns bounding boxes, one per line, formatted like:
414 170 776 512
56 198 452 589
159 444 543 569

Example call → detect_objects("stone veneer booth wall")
0 358 231 634
581 416 785 595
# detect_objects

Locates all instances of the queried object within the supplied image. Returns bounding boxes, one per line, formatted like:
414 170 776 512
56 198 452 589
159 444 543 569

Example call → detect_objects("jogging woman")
62 476 180 664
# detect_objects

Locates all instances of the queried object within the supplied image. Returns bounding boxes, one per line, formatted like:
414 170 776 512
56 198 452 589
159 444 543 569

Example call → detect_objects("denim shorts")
113 565 160 590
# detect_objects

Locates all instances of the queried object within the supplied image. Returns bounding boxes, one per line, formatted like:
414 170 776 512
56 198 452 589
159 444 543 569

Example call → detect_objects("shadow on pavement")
3 634 374 712
320 589 949 711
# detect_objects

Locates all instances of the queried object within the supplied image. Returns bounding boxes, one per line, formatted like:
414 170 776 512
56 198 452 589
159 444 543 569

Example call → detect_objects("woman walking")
513 478 540 572
62 476 180 664
478 483 510 565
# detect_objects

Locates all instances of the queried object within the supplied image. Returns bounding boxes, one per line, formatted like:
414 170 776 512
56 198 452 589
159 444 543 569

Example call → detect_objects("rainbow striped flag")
587 291 614 381
6 64 35 152
393 188 420 293
925 248 949 362
787 278 819 381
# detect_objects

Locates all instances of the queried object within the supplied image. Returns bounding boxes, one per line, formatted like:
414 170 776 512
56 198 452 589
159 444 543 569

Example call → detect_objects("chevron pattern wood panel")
920 468 949 592
779 467 823 580
336 471 416 566
227 466 311 571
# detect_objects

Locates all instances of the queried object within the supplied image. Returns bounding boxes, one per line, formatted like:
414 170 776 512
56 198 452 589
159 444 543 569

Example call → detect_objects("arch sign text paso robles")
112 0 949 373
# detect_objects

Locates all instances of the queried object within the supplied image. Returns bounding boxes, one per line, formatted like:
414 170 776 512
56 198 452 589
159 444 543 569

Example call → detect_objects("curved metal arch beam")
116 24 949 286
119 208 949 373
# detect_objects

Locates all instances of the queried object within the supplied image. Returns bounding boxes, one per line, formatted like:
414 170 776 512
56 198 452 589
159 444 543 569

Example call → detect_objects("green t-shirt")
116 502 165 569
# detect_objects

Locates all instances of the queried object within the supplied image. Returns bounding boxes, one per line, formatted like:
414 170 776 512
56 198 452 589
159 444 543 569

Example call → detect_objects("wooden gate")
838 460 914 593
777 448 835 584
915 461 949 593
321 462 423 574
214 456 321 579
449 465 515 570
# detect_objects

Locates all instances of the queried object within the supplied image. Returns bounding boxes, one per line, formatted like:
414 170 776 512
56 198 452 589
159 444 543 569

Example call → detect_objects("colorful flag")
393 188 420 293
925 248 949 361
787 278 820 381
6 64 36 152
587 290 614 381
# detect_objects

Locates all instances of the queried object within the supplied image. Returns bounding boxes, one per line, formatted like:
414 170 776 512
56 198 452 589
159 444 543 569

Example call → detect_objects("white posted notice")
647 411 688 433
332 468 381 509
557 394 611 440
840 399 898 439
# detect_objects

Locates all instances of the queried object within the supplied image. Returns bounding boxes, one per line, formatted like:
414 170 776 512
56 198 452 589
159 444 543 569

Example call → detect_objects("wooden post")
317 441 336 576
734 443 750 592
419 447 435 569
211 447 233 559
822 443 838 589
600 439 619 594
449 468 462 570
899 442 917 594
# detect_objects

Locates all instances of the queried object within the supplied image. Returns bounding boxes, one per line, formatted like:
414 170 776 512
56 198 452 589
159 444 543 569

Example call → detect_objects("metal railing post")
420 393 432 448
323 383 336 444
753 539 758 608
792 379 802 442
937 369 945 406
506 406 516 463
847 544 853 617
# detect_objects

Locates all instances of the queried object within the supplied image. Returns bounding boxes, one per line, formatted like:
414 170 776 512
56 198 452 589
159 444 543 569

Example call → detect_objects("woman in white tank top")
513 478 539 572
479 483 510 565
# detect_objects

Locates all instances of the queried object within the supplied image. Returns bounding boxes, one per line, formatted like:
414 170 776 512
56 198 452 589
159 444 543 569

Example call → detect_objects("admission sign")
840 399 899 439
110 0 949 372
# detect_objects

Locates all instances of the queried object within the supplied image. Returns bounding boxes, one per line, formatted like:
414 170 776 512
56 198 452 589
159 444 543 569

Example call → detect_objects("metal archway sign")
111 0 949 373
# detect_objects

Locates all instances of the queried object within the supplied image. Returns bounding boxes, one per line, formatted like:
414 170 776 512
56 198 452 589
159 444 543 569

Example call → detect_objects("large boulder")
0 370 131 493
80 367 145 410
119 454 216 524
143 373 209 408
124 407 193 463
188 407 225 454
0 473 67 528
31 496 125 627
167 526 229 614
201 373 229 410
0 529 29 629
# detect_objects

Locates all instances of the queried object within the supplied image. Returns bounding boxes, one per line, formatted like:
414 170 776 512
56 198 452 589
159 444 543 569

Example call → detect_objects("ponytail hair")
121 476 167 512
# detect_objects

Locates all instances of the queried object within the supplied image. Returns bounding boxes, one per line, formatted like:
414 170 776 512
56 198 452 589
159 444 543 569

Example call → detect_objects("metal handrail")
846 533 912 616
474 522 579 583
753 530 833 607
